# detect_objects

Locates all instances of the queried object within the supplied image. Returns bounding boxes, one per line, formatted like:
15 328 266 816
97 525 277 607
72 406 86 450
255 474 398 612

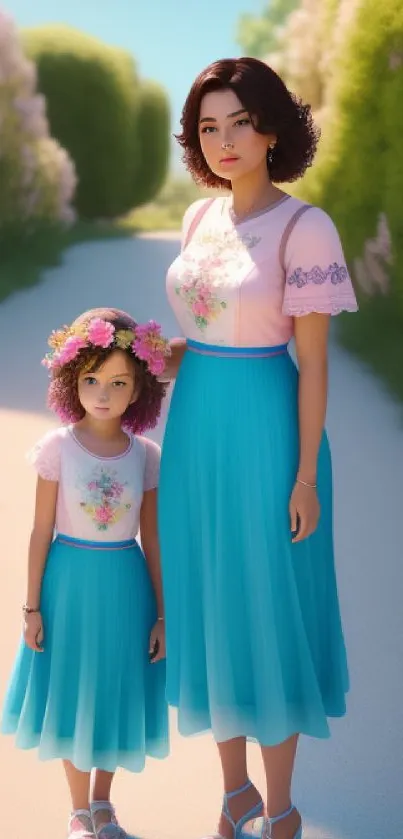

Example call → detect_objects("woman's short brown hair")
176 57 320 188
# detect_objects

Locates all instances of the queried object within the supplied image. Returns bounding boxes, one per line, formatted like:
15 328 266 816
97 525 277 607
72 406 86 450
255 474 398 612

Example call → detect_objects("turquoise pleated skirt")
1 536 169 772
159 341 349 745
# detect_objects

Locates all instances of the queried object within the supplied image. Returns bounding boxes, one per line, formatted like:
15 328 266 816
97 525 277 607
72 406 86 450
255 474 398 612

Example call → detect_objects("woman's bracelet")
157 616 165 622
22 605 40 614
296 477 317 489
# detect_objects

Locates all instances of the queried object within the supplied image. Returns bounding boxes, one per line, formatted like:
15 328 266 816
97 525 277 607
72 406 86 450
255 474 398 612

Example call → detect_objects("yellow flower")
115 329 135 349
48 328 68 349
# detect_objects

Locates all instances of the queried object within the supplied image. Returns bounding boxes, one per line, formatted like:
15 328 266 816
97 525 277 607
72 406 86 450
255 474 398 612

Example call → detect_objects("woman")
159 57 357 839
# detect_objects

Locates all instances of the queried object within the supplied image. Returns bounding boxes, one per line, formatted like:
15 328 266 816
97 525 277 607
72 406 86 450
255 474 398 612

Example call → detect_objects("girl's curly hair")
47 308 167 434
177 57 320 187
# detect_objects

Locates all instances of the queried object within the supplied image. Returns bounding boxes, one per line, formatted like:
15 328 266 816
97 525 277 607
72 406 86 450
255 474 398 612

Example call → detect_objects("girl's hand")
23 611 44 652
149 620 166 663
289 481 320 543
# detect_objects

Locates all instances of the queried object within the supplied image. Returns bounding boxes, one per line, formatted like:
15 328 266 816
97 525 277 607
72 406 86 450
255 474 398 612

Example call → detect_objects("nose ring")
221 142 234 150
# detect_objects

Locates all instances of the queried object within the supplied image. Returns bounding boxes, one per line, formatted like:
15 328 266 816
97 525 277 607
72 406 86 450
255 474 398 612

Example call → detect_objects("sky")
5 0 266 169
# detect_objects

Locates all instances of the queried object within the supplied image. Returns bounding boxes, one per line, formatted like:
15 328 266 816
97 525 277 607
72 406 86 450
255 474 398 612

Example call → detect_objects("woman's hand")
289 481 320 543
23 611 44 652
149 620 166 663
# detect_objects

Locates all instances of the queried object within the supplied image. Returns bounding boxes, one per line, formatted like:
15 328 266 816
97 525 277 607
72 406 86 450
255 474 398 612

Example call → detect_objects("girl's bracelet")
22 605 40 614
157 616 165 622
296 477 317 489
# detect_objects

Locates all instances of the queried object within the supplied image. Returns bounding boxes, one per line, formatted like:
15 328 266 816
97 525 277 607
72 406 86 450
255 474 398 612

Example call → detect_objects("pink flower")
95 506 113 524
56 335 86 365
87 318 115 348
148 355 166 376
193 301 209 317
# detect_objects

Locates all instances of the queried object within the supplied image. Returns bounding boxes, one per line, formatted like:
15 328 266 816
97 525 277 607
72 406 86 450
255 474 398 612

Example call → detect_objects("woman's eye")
83 376 97 385
235 118 250 127
201 125 216 134
112 380 126 388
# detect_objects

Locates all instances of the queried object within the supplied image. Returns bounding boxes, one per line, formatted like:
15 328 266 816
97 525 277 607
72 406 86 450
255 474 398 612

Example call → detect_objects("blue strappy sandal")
205 780 264 839
251 806 302 839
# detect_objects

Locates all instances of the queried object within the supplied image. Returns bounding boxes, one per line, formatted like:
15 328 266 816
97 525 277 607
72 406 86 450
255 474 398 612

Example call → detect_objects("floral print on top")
174 227 261 333
166 197 357 348
28 427 161 542
78 465 131 531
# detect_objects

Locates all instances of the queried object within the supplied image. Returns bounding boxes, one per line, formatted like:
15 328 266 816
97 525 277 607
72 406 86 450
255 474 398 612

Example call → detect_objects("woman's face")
198 88 275 182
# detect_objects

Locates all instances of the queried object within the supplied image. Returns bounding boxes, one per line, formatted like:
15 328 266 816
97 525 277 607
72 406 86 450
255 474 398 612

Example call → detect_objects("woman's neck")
230 171 283 220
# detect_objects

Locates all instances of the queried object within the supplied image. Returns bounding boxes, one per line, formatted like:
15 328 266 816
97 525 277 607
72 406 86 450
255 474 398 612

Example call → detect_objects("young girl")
1 307 171 839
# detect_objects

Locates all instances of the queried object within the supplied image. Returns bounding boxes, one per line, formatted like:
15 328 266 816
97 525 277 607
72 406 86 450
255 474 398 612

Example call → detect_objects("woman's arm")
290 313 330 542
295 313 329 483
24 476 58 651
159 338 187 382
140 488 166 663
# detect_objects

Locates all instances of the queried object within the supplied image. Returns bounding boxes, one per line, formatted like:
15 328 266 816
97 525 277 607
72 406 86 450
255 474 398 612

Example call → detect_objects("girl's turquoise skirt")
1 536 169 771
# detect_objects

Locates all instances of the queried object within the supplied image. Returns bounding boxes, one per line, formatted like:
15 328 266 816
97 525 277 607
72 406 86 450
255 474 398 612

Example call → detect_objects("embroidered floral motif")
78 466 131 531
176 227 261 331
176 280 227 331
287 263 348 288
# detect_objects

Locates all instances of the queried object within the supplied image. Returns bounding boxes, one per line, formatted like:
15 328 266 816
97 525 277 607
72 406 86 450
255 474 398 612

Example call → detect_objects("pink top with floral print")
166 195 358 347
29 427 160 542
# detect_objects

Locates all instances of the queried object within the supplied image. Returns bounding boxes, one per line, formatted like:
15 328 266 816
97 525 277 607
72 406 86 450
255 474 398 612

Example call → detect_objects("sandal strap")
222 781 263 832
91 802 116 817
268 805 294 826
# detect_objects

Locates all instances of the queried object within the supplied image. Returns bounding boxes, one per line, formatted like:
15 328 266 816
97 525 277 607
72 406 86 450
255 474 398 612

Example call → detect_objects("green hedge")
296 0 403 399
23 26 170 219
131 81 171 207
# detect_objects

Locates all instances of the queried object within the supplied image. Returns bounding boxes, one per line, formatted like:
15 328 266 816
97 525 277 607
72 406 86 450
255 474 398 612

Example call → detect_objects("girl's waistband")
55 534 137 551
186 340 288 359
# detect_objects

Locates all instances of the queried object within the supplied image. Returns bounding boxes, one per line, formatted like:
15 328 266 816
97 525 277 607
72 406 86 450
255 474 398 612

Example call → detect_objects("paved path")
0 234 402 839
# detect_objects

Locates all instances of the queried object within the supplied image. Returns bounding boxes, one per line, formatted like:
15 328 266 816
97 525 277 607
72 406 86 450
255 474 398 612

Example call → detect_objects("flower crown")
42 317 171 376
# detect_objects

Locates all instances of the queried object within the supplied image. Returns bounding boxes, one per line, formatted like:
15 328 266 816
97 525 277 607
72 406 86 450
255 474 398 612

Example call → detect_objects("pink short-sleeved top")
166 195 358 347
28 426 160 542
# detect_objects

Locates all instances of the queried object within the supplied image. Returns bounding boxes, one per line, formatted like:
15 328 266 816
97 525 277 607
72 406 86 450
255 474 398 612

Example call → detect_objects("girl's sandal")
68 809 96 839
90 801 127 839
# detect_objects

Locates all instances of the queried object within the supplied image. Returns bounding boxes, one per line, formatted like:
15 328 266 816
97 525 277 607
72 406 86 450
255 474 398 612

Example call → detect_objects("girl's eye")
200 125 217 134
112 380 127 388
235 118 250 127
83 376 97 385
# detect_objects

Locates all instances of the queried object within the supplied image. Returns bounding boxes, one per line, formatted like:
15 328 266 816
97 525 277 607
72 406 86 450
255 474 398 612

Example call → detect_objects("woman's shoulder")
283 197 338 233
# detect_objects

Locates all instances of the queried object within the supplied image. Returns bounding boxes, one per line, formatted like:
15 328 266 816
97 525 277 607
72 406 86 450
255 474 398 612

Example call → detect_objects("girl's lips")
220 156 239 164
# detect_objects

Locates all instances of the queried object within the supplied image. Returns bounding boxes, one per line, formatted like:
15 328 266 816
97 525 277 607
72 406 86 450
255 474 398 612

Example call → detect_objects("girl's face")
198 88 275 183
78 350 138 421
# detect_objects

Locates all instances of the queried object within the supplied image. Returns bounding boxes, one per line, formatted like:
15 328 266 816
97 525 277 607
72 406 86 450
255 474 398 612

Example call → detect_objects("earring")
268 143 276 164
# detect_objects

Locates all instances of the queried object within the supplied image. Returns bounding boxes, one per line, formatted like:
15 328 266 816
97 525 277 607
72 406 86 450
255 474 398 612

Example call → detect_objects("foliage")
236 0 299 57
0 9 76 230
23 25 170 219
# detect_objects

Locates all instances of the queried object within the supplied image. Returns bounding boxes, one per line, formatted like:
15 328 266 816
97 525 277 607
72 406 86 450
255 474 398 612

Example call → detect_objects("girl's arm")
140 488 164 617
24 476 58 652
140 488 165 663
26 476 58 608
290 312 330 542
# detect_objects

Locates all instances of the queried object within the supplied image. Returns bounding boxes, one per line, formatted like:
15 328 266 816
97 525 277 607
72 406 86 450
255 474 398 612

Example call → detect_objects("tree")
236 0 300 57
